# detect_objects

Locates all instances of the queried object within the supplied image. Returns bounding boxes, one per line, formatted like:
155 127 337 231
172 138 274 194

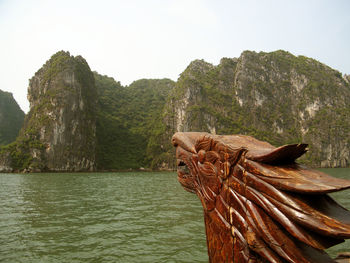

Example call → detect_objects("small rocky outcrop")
344 74 350 84
0 51 97 172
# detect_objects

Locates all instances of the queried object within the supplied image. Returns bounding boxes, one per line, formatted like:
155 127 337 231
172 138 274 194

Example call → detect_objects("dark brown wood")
172 132 350 263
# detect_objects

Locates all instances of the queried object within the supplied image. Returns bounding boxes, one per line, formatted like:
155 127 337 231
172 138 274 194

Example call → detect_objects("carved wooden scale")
172 132 350 263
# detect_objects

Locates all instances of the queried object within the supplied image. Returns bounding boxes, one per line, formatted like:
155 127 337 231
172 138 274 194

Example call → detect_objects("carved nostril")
171 137 178 147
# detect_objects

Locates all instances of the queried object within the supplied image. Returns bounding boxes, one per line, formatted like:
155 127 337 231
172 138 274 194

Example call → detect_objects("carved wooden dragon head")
172 132 350 263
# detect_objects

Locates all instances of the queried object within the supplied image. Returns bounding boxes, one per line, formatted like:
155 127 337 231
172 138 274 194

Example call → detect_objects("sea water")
0 169 349 262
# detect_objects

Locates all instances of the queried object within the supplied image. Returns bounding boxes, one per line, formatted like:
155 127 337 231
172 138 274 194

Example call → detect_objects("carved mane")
172 132 350 263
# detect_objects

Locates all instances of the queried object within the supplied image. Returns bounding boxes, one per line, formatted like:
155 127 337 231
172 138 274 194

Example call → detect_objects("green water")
0 169 349 262
321 168 350 258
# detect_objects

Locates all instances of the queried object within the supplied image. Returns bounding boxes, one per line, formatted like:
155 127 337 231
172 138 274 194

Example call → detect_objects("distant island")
0 50 349 172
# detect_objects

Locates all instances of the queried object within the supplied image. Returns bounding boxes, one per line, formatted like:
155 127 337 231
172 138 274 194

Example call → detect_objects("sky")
0 0 349 113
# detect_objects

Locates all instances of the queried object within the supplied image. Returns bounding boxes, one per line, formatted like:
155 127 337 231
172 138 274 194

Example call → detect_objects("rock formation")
1 49 349 171
164 50 350 168
94 74 175 170
0 51 97 172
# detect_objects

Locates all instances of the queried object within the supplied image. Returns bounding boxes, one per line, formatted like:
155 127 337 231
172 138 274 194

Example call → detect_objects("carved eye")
177 160 186 167
177 160 190 174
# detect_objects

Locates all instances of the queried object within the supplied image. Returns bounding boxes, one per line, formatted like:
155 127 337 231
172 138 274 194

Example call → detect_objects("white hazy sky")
0 0 349 113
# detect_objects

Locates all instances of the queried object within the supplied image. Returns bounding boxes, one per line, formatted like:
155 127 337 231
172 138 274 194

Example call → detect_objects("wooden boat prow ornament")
172 132 350 263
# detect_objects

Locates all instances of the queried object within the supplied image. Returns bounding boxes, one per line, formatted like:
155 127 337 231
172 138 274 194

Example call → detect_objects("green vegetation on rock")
163 50 350 168
0 51 97 172
1 49 349 172
0 90 25 146
95 73 175 170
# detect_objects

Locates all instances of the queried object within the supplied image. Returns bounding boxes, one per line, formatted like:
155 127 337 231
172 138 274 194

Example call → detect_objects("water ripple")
0 172 208 262
0 170 349 262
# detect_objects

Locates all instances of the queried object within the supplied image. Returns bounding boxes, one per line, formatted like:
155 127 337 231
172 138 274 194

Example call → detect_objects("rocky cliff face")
1 49 348 171
0 51 97 172
0 90 25 146
164 50 350 168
